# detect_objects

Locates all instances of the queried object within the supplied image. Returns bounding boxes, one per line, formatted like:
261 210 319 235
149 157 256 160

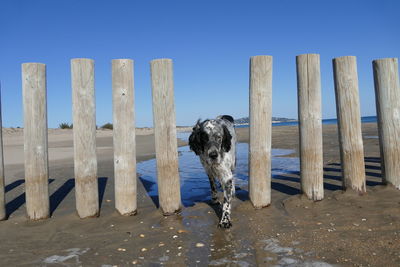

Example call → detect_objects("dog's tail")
217 115 234 123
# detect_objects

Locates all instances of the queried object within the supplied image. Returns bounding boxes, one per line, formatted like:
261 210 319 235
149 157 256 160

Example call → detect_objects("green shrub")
59 122 73 129
101 123 113 130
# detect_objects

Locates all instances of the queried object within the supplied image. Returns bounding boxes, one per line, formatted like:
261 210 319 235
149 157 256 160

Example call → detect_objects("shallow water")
137 133 300 206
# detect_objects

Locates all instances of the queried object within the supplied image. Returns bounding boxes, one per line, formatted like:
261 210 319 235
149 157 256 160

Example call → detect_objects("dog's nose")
209 151 218 159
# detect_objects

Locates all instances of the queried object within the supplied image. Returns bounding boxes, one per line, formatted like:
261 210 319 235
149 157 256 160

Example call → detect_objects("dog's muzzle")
207 143 220 163
209 150 218 160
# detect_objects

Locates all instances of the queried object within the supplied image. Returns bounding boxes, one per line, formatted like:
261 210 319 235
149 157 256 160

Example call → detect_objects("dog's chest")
200 153 233 182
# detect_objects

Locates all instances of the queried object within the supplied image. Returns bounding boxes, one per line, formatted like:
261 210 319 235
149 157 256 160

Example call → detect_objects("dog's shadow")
206 200 223 219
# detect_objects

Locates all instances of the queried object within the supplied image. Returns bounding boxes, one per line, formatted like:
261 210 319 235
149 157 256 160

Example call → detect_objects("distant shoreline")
2 116 377 136
235 115 377 128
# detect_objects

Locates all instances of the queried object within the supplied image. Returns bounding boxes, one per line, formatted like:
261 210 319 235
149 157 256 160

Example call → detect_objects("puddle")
42 248 90 265
138 132 300 206
262 239 335 267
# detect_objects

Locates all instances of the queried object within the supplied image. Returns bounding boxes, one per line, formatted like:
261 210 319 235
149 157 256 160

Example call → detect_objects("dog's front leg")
207 174 219 205
219 178 233 228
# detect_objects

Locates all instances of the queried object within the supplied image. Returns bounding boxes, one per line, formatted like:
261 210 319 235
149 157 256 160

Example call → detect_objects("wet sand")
1 123 399 266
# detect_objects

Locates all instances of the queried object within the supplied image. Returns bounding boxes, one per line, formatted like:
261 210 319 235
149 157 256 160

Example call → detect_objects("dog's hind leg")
219 178 233 228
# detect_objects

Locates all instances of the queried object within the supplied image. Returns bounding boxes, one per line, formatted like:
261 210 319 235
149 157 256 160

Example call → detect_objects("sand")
0 123 399 266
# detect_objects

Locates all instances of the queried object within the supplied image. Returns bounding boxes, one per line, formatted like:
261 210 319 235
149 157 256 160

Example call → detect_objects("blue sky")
0 0 399 128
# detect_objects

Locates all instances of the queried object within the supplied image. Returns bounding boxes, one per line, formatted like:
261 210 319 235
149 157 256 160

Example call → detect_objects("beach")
0 123 399 266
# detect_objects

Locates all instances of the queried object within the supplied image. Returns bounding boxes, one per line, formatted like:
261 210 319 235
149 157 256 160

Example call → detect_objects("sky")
0 0 399 128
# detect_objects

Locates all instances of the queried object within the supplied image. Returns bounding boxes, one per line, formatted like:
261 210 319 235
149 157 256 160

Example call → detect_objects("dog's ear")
222 124 232 152
189 120 202 155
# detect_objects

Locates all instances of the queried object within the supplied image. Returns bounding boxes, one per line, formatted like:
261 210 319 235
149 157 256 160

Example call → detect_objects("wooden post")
150 59 181 215
373 58 400 189
0 87 5 220
296 54 324 200
333 56 366 193
112 59 137 215
22 63 50 220
249 56 273 208
71 58 99 218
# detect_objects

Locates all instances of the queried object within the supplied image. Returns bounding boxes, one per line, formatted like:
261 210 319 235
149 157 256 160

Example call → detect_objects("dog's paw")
218 220 232 229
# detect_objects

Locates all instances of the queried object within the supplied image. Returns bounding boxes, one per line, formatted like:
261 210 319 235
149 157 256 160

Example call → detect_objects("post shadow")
6 193 25 218
98 177 108 210
364 157 381 163
327 163 341 167
6 179 54 219
324 160 383 187
323 182 342 191
272 174 300 183
271 181 301 195
273 172 345 192
323 174 342 182
323 167 341 172
366 180 382 186
138 176 159 208
5 180 25 193
50 178 75 216
364 165 381 171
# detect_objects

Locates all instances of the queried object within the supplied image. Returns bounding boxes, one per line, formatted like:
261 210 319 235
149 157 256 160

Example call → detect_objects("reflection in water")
138 134 300 207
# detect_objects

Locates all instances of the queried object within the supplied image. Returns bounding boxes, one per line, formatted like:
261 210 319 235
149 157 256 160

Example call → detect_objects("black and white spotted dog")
189 115 236 228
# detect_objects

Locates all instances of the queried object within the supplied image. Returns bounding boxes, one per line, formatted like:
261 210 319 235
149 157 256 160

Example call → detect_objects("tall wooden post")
71 58 99 218
0 87 5 220
22 63 50 220
333 56 366 193
112 59 137 215
373 58 400 189
249 56 273 208
296 54 324 200
150 59 181 215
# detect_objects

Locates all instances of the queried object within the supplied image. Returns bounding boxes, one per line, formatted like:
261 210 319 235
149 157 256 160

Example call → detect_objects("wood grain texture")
333 56 366 193
296 54 324 200
249 55 273 208
150 59 181 215
71 58 99 218
22 63 50 220
373 58 400 189
0 88 5 220
112 59 137 215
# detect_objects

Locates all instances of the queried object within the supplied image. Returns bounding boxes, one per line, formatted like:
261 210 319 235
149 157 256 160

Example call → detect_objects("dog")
188 115 236 228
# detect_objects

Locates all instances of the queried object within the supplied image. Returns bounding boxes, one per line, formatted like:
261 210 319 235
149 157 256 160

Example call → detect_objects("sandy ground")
0 123 399 266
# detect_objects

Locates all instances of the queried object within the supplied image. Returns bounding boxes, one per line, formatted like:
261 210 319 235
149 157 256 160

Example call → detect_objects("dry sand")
0 123 399 266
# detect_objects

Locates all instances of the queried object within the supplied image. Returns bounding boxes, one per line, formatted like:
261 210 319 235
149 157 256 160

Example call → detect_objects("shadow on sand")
6 179 55 218
5 177 108 218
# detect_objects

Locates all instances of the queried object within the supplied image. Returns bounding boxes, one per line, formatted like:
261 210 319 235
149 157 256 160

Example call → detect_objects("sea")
236 115 377 128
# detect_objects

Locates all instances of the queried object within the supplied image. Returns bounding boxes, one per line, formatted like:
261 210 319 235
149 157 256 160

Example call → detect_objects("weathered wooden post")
150 58 181 215
112 59 137 215
22 63 50 220
373 58 400 189
249 55 273 208
0 88 5 221
333 56 366 193
296 54 324 200
71 58 99 218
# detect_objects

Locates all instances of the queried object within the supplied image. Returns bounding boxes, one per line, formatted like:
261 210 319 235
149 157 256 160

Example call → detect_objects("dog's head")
189 118 232 165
